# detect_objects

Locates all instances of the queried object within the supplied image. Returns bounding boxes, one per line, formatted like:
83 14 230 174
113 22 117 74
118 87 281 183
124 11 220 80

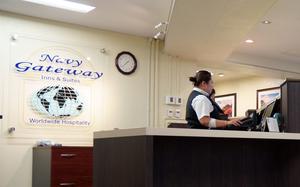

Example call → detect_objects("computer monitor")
258 98 280 131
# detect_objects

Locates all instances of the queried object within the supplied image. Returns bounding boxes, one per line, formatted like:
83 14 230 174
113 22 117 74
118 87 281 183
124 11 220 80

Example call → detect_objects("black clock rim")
115 51 137 75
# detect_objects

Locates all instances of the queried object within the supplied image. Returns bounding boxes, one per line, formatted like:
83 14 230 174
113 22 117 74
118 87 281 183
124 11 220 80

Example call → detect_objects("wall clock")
115 51 137 75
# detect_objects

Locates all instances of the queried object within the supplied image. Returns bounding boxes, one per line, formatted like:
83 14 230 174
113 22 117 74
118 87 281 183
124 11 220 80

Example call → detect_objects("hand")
227 119 241 127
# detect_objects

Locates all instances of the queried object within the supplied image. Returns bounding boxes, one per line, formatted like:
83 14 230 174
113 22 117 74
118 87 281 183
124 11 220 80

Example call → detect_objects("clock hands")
121 60 130 67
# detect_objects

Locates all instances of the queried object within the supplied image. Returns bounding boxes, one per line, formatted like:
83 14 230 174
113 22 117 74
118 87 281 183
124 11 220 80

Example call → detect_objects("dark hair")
189 70 212 87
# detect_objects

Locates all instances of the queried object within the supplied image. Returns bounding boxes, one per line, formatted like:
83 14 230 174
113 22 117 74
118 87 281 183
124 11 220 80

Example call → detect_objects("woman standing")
185 70 241 129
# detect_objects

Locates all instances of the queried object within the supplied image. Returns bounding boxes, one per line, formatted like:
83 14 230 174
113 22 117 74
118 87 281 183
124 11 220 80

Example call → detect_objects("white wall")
0 146 32 187
157 50 209 127
0 11 154 187
214 76 284 116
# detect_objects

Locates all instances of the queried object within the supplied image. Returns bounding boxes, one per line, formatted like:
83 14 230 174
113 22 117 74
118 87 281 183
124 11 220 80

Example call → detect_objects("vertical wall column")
149 39 160 127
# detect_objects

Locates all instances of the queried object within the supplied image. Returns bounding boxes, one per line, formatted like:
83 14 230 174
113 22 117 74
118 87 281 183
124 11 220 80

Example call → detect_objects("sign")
12 41 101 127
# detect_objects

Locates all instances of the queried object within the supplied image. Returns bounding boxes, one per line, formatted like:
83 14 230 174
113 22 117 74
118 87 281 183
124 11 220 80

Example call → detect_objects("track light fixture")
153 21 168 40
154 31 166 39
154 22 168 29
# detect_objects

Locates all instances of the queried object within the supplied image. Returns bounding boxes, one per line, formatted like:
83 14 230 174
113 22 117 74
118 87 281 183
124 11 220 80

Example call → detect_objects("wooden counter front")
94 128 300 187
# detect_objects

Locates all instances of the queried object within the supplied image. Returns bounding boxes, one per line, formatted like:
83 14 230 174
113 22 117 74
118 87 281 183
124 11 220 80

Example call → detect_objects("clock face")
115 51 137 75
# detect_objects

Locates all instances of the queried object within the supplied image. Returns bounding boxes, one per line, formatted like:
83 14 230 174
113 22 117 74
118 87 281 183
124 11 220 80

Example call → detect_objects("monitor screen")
263 101 276 118
258 98 280 131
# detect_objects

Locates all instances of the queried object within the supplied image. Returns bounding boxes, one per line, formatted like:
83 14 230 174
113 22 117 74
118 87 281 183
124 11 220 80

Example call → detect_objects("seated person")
185 70 243 129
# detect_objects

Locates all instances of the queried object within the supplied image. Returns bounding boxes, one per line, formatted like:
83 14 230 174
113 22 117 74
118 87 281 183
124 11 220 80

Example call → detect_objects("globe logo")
31 85 84 117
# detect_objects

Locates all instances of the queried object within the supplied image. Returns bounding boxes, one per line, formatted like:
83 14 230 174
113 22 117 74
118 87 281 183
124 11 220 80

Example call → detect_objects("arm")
200 116 241 128
192 95 241 128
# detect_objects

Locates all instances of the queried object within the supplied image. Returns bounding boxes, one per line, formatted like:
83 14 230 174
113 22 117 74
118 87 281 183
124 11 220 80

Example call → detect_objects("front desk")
93 128 300 187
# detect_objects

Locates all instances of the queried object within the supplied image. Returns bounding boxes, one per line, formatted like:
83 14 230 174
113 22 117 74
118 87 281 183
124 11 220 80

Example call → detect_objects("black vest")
185 90 228 129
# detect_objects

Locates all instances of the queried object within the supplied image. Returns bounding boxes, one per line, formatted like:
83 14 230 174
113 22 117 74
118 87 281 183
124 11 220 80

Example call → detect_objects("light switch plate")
165 96 175 105
167 109 173 118
175 97 182 105
175 109 181 118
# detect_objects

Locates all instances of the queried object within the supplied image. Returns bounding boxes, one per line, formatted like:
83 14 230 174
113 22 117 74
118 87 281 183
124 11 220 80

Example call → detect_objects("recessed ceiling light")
218 73 224 77
22 0 96 13
245 39 254 43
262 20 272 24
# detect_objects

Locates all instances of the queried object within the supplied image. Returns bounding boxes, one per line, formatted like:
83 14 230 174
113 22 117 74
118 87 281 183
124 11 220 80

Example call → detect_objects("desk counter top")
94 127 300 140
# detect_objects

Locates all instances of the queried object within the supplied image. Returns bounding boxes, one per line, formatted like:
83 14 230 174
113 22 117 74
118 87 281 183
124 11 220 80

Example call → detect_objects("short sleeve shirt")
191 87 214 120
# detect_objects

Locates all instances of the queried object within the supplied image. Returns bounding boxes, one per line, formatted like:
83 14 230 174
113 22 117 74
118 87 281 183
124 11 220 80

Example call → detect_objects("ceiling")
1 0 300 81
165 0 277 64
229 0 300 75
0 0 173 37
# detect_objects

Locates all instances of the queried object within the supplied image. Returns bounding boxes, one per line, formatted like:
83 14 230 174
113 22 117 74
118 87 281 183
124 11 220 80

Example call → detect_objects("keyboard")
226 117 253 130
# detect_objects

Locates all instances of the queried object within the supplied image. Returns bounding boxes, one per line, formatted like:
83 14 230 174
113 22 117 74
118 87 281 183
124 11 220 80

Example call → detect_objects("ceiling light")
245 39 254 43
154 22 168 29
262 20 272 24
154 32 161 39
22 0 96 13
154 31 165 39
218 73 224 77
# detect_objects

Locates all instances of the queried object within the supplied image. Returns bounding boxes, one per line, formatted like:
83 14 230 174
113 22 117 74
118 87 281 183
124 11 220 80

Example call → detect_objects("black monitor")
257 98 280 131
226 98 280 131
